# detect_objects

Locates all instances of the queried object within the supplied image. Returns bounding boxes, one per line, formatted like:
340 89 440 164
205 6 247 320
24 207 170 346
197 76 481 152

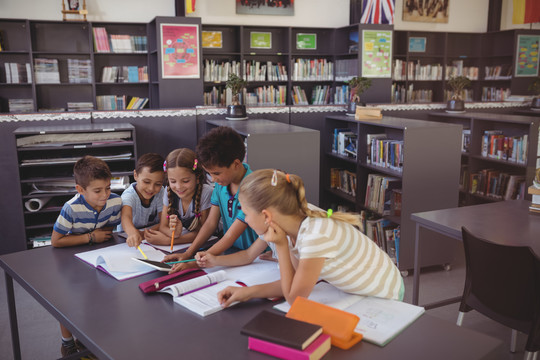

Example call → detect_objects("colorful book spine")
248 334 331 360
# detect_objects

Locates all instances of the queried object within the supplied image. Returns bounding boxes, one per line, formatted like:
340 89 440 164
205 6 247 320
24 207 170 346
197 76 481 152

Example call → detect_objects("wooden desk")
1 241 505 360
411 200 540 308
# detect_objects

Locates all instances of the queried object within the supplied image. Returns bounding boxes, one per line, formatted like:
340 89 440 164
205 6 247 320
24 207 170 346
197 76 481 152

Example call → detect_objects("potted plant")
446 75 471 113
225 73 248 120
346 76 372 116
528 76 540 110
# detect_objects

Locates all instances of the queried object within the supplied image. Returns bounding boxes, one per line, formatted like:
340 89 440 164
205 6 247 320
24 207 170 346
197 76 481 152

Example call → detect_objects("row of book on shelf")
96 95 148 110
391 83 433 104
392 59 511 81
392 59 443 81
34 58 92 84
100 65 148 83
3 62 32 84
460 165 528 200
92 27 148 53
203 86 287 107
481 130 528 164
242 60 288 82
291 58 333 81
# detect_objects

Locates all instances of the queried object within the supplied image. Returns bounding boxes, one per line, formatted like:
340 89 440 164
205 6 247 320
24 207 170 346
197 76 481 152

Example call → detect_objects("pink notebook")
248 333 331 360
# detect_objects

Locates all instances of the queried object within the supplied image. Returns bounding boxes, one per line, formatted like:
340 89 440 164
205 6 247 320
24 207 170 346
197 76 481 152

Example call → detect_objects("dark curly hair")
196 126 245 168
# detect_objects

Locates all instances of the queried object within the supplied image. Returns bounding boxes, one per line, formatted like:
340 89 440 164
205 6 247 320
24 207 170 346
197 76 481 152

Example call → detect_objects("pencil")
165 259 197 265
170 229 175 251
137 246 148 259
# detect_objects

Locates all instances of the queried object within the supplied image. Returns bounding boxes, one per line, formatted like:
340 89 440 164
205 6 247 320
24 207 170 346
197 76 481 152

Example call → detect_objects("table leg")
5 272 22 360
412 222 421 305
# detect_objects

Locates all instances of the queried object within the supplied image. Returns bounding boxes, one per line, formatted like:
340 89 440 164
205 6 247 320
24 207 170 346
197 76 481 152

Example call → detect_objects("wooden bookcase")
14 123 136 248
428 111 540 206
322 115 462 273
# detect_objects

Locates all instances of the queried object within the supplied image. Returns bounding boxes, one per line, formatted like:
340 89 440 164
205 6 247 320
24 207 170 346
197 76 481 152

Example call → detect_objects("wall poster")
202 31 223 49
515 34 539 77
362 30 392 78
160 23 200 79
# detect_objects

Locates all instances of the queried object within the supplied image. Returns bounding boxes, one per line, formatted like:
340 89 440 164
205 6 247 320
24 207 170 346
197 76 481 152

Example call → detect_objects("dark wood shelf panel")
326 151 357 165
326 187 356 203
20 171 133 184
17 141 135 152
359 162 403 178
469 154 528 168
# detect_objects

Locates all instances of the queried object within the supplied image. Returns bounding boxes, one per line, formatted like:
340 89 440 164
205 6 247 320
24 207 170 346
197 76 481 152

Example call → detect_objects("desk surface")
411 200 540 257
1 242 505 360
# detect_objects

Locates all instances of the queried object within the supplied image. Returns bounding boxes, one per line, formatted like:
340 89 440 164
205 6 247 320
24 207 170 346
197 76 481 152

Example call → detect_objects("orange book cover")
286 297 363 350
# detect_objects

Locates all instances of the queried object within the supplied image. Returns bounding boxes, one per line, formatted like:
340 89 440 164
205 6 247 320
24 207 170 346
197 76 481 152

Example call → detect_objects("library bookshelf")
322 115 462 273
428 111 540 206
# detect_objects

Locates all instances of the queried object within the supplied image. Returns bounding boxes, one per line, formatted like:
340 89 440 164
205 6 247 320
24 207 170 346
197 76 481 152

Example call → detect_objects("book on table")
274 282 425 347
241 310 323 350
247 333 331 360
74 242 166 281
172 259 280 317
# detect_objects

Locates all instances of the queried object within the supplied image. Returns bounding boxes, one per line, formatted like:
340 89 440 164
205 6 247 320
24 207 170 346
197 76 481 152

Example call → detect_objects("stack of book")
8 98 34 113
67 59 92 84
529 185 540 214
4 62 32 83
33 58 60 84
241 310 331 360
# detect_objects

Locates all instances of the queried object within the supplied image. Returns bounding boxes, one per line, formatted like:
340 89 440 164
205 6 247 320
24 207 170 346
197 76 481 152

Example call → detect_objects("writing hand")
169 260 198 274
126 233 142 247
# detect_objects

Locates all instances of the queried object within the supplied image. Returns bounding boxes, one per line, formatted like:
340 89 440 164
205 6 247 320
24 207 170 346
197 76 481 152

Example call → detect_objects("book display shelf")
428 111 540 206
392 29 540 104
322 115 462 273
14 123 137 248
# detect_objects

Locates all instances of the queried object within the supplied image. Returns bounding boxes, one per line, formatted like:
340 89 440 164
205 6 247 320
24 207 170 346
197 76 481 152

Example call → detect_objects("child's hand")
263 221 288 247
218 286 252 308
169 215 178 231
169 260 198 274
143 228 161 244
195 251 217 268
162 253 184 263
91 229 113 243
126 233 142 247
258 250 277 262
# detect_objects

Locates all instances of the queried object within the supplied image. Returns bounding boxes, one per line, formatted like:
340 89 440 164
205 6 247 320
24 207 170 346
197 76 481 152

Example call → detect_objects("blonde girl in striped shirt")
218 169 404 308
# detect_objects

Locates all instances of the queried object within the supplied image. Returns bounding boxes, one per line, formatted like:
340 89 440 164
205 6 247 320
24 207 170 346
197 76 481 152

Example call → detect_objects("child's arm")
51 228 113 248
205 218 249 255
120 205 143 247
195 237 268 268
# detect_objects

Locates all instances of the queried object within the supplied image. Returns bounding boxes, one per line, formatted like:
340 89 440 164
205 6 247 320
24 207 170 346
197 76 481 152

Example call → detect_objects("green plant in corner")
226 73 247 105
348 76 372 104
447 75 472 100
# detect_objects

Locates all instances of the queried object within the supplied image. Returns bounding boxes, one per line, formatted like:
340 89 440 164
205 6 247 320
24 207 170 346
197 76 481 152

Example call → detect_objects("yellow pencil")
137 245 148 259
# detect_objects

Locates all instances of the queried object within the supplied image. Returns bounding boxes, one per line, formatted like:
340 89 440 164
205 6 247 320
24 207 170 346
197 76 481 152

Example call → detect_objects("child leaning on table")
51 155 122 357
164 126 267 272
217 169 405 309
120 152 166 248
143 148 213 246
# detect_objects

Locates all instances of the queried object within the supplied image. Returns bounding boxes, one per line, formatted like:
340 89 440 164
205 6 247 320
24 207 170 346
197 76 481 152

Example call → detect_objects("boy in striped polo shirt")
51 155 122 356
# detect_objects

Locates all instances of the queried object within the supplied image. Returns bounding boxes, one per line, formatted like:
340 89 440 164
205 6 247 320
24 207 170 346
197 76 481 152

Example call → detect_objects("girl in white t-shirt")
217 169 404 308
144 148 212 246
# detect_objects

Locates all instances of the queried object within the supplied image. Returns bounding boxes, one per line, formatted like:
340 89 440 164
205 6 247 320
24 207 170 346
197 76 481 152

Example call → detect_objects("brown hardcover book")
241 310 322 350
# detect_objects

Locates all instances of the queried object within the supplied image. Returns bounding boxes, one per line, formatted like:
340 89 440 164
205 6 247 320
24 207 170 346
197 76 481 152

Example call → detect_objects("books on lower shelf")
3 62 32 83
74 242 165 281
464 168 526 200
96 95 148 110
480 130 528 164
67 59 92 84
101 65 148 83
364 174 401 215
291 58 333 81
368 136 404 172
330 168 356 197
33 58 60 84
172 259 281 317
274 282 425 347
8 98 34 113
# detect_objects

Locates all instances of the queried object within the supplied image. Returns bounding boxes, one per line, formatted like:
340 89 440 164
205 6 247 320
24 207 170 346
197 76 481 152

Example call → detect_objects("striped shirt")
291 217 402 300
53 193 122 235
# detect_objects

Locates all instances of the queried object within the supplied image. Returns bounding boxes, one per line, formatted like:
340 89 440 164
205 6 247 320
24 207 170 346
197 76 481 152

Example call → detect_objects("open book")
274 282 425 346
171 259 281 317
116 232 218 254
75 243 165 281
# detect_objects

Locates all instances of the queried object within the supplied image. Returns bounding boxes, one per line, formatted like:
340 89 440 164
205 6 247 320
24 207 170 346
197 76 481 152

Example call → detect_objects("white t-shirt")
290 217 402 300
120 183 165 229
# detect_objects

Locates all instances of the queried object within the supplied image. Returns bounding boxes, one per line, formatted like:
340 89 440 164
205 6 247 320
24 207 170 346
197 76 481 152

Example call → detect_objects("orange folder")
286 296 363 350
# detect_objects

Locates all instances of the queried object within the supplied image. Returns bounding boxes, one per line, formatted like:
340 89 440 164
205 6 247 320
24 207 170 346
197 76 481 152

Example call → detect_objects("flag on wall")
512 0 540 24
186 0 196 14
360 0 395 24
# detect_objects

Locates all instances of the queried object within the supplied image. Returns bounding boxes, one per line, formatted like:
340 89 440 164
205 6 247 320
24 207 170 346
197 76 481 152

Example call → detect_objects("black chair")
456 226 540 359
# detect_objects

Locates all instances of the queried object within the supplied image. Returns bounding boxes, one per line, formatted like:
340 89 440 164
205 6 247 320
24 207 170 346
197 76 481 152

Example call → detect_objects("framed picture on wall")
402 1 449 23
515 34 540 77
160 23 200 79
202 31 223 48
409 37 427 52
250 32 272 49
362 30 392 78
296 33 317 50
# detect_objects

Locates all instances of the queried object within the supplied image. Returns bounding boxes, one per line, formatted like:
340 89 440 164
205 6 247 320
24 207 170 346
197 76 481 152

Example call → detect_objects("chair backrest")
461 226 540 351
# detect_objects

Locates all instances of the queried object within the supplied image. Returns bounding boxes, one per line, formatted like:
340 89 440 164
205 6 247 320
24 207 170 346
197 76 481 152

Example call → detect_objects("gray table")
2 240 505 360
411 200 540 308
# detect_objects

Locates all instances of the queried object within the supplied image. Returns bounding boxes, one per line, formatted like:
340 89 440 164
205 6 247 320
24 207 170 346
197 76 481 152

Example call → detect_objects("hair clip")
194 212 201 218
285 173 291 183
271 169 278 186
327 209 333 218
193 159 198 171
163 160 167 172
